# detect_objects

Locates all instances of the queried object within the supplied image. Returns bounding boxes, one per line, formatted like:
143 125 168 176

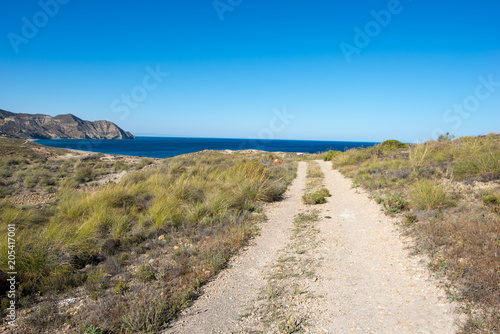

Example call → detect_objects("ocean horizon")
35 136 378 159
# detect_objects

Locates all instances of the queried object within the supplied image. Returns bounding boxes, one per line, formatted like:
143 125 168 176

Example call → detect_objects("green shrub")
379 139 409 150
74 166 95 183
302 188 330 205
323 150 341 161
137 264 156 282
317 187 330 197
410 180 449 210
113 281 129 295
382 194 408 213
84 324 103 334
402 214 418 226
437 132 455 142
483 192 500 205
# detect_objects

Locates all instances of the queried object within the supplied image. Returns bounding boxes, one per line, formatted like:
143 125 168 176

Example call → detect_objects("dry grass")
331 134 500 332
0 146 297 333
410 180 450 210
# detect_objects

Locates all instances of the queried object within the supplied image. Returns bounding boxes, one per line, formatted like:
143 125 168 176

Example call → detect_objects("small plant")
402 214 418 226
483 193 500 205
482 192 500 214
74 165 95 183
265 281 279 300
382 194 408 213
302 189 329 205
113 280 129 295
137 264 156 282
278 316 301 334
84 324 103 334
438 132 455 142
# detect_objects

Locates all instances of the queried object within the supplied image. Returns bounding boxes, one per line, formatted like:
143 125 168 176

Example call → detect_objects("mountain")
0 109 135 140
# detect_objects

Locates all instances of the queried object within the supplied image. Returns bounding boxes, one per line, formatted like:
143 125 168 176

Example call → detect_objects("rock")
58 297 81 307
0 109 135 140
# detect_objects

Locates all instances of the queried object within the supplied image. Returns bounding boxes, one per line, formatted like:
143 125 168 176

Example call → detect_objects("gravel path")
163 160 459 333
162 161 308 334
306 160 458 333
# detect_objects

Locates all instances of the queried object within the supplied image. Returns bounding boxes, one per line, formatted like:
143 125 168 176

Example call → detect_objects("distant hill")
0 109 135 140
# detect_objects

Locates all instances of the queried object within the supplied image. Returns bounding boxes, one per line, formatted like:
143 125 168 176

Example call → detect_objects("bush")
437 132 455 142
410 180 449 210
74 166 95 183
379 139 409 150
137 264 156 282
113 281 129 295
84 324 104 334
323 150 341 161
302 188 330 205
317 187 330 197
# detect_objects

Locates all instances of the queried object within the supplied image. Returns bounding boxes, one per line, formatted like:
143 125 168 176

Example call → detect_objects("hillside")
0 109 135 140
0 139 298 333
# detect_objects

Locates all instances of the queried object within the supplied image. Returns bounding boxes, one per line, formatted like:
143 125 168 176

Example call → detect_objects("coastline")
34 137 378 159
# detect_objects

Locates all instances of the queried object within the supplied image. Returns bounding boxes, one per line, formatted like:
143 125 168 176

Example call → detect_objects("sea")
35 137 378 159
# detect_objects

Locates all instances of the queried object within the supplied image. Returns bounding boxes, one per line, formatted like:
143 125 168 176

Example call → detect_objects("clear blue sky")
1 0 499 142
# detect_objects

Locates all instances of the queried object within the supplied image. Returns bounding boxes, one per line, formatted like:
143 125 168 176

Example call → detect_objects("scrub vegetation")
330 134 500 333
0 138 297 333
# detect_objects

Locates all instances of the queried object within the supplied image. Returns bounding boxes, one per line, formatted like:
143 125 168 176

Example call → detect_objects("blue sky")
1 0 499 142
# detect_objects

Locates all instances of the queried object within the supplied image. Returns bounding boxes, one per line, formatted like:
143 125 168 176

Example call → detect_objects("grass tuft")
410 180 450 210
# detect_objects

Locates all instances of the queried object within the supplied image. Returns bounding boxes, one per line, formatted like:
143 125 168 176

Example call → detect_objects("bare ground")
163 160 459 333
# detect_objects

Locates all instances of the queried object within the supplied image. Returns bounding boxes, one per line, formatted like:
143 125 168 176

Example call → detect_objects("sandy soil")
162 160 459 333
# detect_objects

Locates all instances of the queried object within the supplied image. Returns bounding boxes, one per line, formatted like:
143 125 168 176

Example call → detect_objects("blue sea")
35 137 378 159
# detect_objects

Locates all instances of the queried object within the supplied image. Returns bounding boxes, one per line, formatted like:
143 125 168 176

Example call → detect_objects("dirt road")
163 160 458 333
